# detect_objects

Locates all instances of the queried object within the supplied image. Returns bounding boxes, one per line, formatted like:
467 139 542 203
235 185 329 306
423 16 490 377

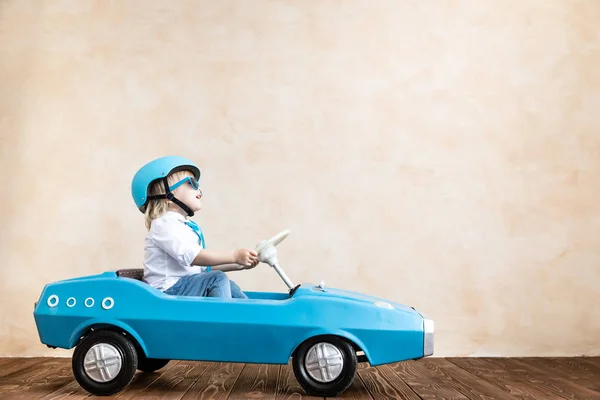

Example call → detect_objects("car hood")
298 284 420 315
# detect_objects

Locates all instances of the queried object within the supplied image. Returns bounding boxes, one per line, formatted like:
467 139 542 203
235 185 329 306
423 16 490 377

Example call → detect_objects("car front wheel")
72 330 138 396
292 336 357 397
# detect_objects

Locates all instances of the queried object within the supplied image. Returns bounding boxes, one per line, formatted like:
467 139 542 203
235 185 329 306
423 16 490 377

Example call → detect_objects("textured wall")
1 0 599 357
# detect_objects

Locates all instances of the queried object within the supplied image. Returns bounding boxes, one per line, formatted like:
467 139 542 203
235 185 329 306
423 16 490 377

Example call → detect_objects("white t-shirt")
143 211 207 291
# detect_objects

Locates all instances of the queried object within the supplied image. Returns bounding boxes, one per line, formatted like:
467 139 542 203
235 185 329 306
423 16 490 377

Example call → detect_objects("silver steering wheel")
255 230 295 290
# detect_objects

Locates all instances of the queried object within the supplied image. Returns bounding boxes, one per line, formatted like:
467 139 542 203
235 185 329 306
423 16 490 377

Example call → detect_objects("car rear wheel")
292 336 357 397
137 355 170 373
72 330 138 396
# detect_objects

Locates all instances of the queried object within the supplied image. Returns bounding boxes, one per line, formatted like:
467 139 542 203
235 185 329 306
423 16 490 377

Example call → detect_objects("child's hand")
233 249 259 269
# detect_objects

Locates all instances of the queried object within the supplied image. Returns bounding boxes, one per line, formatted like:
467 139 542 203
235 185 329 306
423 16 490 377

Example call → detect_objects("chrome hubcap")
304 342 344 382
84 343 122 382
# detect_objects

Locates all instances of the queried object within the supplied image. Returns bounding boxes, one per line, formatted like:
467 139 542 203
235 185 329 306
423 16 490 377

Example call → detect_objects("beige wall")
1 0 599 358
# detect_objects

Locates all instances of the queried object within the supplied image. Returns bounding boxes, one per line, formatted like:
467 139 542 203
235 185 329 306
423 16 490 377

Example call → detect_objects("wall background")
1 0 599 357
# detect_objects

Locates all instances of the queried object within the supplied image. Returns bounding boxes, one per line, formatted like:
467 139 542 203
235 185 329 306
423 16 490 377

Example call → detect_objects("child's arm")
210 263 257 272
150 219 259 270
192 248 258 269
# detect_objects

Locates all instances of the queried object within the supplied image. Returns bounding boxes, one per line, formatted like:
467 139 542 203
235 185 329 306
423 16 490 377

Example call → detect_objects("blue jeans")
164 271 248 299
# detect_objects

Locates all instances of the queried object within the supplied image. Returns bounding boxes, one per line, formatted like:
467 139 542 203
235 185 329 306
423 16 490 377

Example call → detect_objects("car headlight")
423 318 434 356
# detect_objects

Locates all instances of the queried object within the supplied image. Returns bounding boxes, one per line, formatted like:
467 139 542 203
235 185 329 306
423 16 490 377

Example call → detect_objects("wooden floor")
0 356 599 399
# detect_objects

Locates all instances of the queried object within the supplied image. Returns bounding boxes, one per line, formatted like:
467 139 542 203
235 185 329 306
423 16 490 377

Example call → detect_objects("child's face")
170 171 203 213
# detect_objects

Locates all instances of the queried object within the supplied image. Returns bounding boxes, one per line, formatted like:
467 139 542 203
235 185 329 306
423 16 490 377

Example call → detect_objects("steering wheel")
255 230 290 254
255 230 298 293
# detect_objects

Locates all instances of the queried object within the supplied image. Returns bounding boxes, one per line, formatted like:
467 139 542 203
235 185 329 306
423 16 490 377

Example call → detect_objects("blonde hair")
144 170 194 230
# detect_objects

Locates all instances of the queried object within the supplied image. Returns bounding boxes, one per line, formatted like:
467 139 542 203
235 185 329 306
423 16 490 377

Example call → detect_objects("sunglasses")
169 177 202 193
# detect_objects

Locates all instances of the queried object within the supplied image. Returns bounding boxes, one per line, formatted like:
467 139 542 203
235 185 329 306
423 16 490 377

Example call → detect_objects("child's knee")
207 270 228 282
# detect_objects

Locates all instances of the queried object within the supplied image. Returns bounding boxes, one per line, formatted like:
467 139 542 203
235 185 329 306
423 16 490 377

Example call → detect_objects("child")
131 155 259 299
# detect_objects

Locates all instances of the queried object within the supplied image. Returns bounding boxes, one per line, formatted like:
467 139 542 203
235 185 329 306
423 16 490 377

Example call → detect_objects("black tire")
292 336 358 397
137 355 170 373
72 330 138 396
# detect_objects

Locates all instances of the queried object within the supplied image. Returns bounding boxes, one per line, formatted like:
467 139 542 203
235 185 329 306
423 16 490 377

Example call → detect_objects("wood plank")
0 358 57 386
358 364 421 400
523 358 598 384
523 358 600 392
228 363 279 400
0 357 74 399
566 356 600 390
276 363 324 399
548 357 600 380
110 360 181 399
448 358 572 400
0 357 45 379
502 358 600 400
180 362 244 400
578 357 600 369
569 357 600 370
37 380 91 400
2 357 600 399
414 358 522 400
390 359 469 399
327 367 373 400
112 360 208 400
0 357 20 370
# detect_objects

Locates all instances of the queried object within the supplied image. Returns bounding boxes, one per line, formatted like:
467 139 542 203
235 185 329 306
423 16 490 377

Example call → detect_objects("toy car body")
33 232 434 397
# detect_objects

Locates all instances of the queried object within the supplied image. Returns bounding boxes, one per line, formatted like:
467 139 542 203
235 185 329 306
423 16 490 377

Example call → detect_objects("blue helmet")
131 156 201 213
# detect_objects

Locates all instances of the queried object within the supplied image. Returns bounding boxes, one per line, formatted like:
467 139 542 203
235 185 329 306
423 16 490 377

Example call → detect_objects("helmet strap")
147 177 195 217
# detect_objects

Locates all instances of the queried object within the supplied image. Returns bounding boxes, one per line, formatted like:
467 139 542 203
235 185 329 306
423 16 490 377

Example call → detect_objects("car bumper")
423 318 434 356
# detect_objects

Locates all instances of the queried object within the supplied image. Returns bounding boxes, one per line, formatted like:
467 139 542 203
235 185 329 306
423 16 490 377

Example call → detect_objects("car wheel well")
79 324 146 357
293 334 369 363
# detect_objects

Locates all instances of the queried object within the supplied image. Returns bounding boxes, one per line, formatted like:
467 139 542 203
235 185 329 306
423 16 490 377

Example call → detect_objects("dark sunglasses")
169 177 202 193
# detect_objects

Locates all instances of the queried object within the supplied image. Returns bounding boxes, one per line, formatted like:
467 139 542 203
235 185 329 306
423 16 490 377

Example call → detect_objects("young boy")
131 155 258 298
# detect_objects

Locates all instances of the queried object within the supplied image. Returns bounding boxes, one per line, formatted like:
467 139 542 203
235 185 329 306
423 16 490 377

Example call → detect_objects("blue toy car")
33 230 434 397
